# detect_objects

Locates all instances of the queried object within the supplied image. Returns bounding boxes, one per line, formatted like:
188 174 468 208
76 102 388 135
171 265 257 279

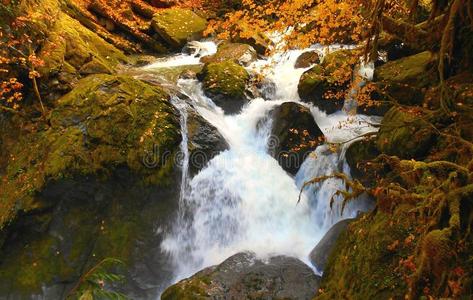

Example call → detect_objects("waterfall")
171 96 190 216
143 41 380 283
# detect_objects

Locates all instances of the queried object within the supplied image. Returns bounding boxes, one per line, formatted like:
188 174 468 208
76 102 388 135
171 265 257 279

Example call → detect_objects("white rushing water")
143 41 380 282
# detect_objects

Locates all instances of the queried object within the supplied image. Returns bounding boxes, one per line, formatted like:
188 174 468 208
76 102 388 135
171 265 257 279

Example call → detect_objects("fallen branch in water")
297 172 367 214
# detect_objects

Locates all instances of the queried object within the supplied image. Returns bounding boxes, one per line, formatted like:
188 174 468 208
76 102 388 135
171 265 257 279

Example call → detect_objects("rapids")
142 40 380 284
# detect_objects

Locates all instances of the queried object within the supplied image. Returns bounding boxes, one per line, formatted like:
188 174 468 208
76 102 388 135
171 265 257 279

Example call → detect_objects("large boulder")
271 102 325 174
373 51 438 106
376 107 437 159
187 109 229 175
0 74 182 299
309 219 354 272
162 252 321 300
151 8 207 49
201 42 257 66
197 61 250 114
298 49 356 114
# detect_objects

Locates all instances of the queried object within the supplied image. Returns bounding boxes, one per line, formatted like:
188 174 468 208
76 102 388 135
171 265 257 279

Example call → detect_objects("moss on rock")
374 51 438 106
39 13 128 78
151 8 207 49
376 107 436 159
200 42 257 66
298 49 356 114
345 138 380 185
315 210 415 300
0 74 180 229
198 60 249 113
0 74 182 297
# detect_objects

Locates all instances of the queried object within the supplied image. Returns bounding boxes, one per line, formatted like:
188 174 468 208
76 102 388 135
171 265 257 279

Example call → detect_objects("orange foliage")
0 5 51 111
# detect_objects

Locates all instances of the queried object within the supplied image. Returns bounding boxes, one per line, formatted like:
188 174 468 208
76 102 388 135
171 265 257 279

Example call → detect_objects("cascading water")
143 41 380 284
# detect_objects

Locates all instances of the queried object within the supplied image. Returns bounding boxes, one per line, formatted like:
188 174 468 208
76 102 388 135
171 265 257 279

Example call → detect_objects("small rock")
345 138 380 186
298 49 356 114
309 219 353 272
186 109 229 175
295 51 320 68
201 42 257 66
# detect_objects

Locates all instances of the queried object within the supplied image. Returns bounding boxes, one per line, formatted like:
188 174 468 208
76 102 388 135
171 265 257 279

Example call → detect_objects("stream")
142 40 380 290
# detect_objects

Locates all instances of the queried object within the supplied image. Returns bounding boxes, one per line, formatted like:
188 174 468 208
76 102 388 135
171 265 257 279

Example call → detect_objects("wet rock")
377 107 437 159
298 49 356 114
295 50 320 68
201 42 257 66
374 51 438 106
151 8 207 49
271 102 325 174
0 74 182 299
345 137 380 185
187 109 229 175
198 61 250 114
309 219 354 272
161 252 321 300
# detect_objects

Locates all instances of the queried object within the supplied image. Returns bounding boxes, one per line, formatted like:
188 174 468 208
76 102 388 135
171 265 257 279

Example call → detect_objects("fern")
66 258 129 300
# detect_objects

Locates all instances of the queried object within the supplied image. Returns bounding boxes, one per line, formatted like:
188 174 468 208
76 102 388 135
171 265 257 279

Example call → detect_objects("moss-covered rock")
151 8 207 49
0 74 182 298
374 51 438 106
345 137 380 185
376 107 436 159
298 49 356 114
200 42 257 66
38 12 128 97
162 252 320 300
198 60 250 114
270 102 325 174
315 210 416 300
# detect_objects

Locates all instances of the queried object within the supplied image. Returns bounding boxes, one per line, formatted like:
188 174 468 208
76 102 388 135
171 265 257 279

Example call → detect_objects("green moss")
0 74 181 229
322 49 355 74
316 211 415 299
375 51 438 87
39 13 128 79
373 51 438 106
151 8 207 49
0 234 75 294
376 107 436 159
199 61 249 99
161 278 209 300
298 65 326 98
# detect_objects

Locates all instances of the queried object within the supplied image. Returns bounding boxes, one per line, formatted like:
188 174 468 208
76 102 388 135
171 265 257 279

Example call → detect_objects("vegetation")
66 258 128 300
